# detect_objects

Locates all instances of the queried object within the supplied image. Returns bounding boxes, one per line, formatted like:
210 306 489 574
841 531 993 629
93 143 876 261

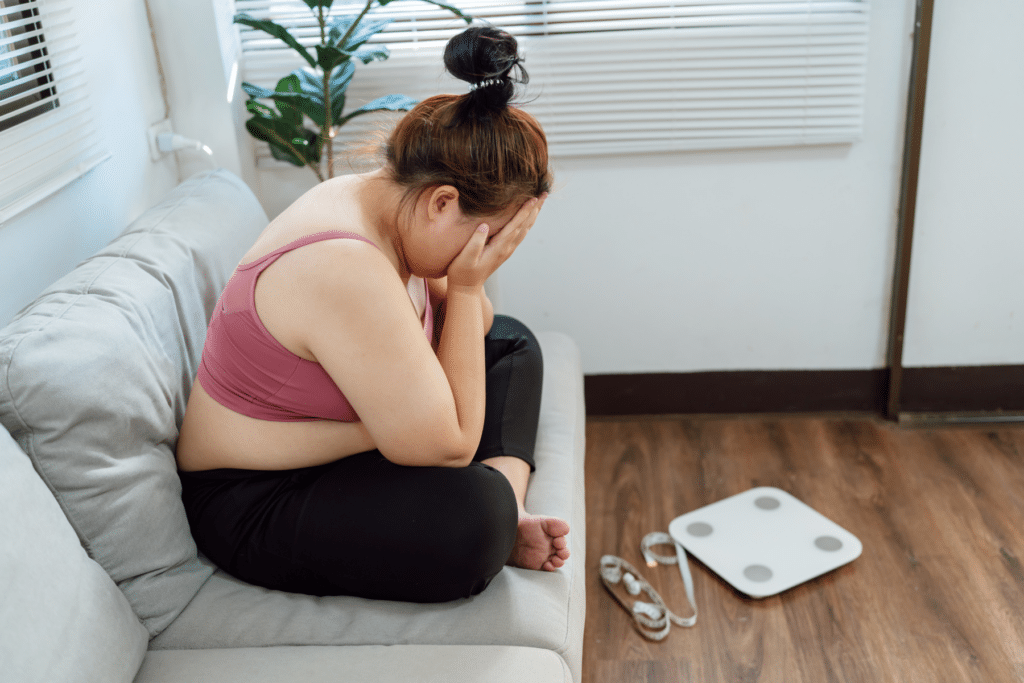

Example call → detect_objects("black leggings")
180 316 542 603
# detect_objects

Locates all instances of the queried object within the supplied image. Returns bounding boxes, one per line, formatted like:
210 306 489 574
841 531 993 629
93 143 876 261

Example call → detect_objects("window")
0 0 107 223
0 0 59 132
236 0 870 161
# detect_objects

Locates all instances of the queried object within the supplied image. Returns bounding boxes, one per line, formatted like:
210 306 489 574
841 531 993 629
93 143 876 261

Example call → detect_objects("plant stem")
308 160 326 183
266 128 325 182
328 0 374 179
317 5 333 179
317 0 374 181
323 67 334 178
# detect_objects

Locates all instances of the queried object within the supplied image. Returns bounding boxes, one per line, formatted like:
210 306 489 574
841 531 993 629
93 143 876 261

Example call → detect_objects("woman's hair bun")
444 26 528 124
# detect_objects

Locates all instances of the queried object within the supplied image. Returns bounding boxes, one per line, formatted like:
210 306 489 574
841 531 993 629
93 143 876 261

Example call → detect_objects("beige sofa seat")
138 645 572 683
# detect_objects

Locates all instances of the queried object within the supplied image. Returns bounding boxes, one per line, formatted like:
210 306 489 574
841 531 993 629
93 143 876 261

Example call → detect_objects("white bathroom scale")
667 487 862 599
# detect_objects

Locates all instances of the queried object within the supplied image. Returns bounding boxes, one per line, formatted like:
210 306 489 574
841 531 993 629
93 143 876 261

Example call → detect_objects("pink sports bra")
196 230 433 422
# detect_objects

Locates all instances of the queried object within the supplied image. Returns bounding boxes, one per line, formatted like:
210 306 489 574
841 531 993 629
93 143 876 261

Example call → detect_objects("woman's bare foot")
508 513 570 571
480 456 570 571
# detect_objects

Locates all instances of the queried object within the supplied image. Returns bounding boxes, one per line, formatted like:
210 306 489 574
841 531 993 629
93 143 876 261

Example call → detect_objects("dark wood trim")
585 370 887 416
898 412 1024 426
886 0 936 419
900 365 1024 414
585 365 1024 417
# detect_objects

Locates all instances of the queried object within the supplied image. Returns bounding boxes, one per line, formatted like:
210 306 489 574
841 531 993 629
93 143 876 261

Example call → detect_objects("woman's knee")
488 315 543 377
490 315 539 348
450 462 519 554
426 463 518 597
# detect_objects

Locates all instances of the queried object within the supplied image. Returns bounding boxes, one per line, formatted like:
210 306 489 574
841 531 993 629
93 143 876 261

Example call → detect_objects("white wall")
230 1 918 375
903 0 1024 368
0 0 180 326
502 0 917 374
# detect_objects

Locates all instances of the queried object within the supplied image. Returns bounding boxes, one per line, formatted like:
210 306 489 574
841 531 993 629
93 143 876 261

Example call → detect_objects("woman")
175 26 569 603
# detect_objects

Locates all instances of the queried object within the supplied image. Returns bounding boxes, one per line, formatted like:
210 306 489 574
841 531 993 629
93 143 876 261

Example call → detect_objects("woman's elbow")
376 436 475 468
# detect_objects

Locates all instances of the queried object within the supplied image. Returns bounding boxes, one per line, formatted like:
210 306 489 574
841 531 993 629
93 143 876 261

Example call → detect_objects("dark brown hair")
384 27 552 218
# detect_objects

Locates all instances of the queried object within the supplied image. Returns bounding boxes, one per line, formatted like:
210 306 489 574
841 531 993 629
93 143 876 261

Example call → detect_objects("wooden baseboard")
900 365 1024 413
584 369 888 415
584 365 1024 416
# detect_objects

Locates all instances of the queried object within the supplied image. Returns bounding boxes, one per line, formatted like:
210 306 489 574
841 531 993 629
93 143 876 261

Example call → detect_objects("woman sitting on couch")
174 26 569 603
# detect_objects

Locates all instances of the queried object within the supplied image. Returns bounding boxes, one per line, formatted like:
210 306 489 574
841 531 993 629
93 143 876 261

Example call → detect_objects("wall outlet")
148 119 174 161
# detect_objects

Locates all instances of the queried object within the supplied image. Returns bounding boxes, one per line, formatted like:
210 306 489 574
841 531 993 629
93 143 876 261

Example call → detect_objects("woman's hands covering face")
446 193 548 290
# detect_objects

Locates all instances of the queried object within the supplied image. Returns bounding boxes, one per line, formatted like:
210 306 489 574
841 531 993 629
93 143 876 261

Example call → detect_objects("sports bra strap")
238 231 381 271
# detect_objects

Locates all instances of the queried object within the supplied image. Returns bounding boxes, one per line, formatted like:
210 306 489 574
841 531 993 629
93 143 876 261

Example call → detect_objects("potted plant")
235 0 471 182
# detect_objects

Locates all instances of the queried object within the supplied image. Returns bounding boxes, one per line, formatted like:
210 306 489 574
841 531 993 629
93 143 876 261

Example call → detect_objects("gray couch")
0 170 587 683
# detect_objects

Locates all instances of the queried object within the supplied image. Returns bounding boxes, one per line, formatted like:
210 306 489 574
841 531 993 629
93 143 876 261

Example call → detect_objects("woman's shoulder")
243 180 382 268
249 223 400 363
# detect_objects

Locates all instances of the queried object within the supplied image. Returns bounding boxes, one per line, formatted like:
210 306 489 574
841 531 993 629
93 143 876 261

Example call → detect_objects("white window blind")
235 0 870 161
0 0 107 223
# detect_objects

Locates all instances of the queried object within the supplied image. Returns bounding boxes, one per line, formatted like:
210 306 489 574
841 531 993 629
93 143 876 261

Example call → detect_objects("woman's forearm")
480 288 494 334
435 285 487 463
430 278 493 349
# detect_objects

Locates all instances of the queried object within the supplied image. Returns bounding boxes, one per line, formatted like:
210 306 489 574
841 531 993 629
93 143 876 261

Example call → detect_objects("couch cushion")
0 427 149 683
149 332 587 681
136 645 571 683
0 169 268 637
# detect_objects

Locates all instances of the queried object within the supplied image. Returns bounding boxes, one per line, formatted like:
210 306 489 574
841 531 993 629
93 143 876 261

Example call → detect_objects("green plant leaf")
331 93 347 126
244 74 334 129
301 130 323 164
331 61 357 92
350 45 390 64
245 112 316 167
341 93 418 124
245 97 306 131
245 98 278 119
327 15 358 47
339 17 392 51
316 45 351 72
242 81 276 100
234 13 316 68
278 72 327 126
377 0 472 24
243 78 318 124
329 61 357 124
276 98 305 128
300 0 334 9
290 70 324 97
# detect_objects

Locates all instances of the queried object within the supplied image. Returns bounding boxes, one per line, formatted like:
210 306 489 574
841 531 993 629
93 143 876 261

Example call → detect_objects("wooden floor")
582 414 1024 683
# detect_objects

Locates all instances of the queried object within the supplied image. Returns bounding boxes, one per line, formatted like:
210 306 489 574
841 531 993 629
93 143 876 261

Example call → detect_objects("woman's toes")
509 514 572 571
544 556 565 571
541 518 570 538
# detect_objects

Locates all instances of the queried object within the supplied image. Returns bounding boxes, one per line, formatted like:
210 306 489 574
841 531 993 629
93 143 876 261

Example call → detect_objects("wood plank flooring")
582 415 1024 683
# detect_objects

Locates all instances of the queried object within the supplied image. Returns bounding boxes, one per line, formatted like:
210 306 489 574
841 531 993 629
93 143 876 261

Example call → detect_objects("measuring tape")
599 532 698 640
